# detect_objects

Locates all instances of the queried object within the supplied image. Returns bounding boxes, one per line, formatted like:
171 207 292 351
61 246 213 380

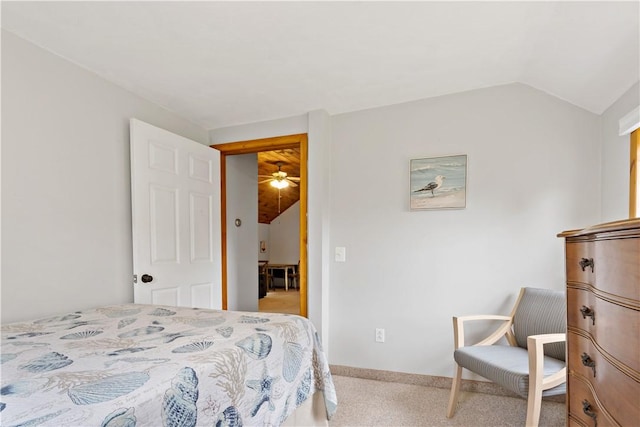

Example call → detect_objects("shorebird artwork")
414 175 445 197
410 154 466 210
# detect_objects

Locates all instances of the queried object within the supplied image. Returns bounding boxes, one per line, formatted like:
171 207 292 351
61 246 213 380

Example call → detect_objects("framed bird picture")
410 154 467 210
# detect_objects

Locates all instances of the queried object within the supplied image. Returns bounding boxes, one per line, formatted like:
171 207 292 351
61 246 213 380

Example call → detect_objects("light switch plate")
335 246 346 262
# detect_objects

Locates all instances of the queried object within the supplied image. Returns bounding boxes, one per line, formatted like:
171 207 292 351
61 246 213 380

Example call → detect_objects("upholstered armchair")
446 287 566 427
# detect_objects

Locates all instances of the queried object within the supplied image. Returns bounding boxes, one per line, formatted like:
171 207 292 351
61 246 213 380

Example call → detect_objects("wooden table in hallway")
266 264 297 291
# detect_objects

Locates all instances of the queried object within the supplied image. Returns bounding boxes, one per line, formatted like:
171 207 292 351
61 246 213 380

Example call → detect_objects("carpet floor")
328 375 565 427
258 289 300 315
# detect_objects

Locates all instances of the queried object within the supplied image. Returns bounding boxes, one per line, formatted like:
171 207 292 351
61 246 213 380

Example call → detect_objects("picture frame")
410 154 467 210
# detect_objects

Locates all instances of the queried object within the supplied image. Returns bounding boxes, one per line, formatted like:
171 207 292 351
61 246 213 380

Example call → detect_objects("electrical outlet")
375 328 385 343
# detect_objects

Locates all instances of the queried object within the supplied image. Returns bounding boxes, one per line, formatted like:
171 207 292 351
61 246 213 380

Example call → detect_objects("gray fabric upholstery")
454 345 566 398
454 287 566 398
513 287 566 361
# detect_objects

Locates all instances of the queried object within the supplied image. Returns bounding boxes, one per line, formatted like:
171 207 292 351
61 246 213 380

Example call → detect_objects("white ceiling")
2 1 638 130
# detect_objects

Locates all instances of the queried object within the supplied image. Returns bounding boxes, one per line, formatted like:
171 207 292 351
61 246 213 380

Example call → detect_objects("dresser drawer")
562 220 640 427
567 288 640 372
594 238 640 301
568 416 587 427
567 332 640 425
568 374 619 427
566 241 595 285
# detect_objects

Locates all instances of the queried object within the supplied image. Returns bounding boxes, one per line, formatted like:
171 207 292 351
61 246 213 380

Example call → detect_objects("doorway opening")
212 134 308 317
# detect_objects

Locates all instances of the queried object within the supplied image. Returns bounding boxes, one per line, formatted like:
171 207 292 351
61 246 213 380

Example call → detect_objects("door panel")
130 119 221 309
150 185 179 263
190 193 213 262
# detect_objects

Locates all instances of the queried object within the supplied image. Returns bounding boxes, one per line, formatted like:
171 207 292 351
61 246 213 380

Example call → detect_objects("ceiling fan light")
270 179 289 189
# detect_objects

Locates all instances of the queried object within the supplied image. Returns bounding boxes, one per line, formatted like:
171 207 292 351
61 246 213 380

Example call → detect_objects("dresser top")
558 218 640 238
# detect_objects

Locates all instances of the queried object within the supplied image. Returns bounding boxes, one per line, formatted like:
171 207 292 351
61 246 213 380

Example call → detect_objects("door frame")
211 133 309 317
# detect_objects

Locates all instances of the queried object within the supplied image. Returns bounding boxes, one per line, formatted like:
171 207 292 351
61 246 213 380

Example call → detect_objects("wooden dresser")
559 219 640 427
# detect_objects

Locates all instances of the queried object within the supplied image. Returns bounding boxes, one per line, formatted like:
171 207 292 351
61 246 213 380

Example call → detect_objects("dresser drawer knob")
582 399 598 427
580 305 596 325
579 257 594 272
581 352 597 377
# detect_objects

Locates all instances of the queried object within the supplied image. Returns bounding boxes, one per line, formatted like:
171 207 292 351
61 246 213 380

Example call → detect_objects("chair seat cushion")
454 345 566 398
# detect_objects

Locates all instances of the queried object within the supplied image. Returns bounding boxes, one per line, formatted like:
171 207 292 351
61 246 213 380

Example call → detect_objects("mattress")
0 304 337 426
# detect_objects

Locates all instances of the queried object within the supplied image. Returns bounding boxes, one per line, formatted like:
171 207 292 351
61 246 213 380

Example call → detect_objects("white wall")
268 201 300 265
327 83 602 377
4 29 628 381
225 154 259 312
211 115 308 143
307 110 333 350
1 31 210 323
600 82 639 222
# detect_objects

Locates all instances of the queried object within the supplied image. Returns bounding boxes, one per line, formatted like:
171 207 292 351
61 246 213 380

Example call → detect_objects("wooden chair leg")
525 383 543 427
447 364 463 418
526 334 549 427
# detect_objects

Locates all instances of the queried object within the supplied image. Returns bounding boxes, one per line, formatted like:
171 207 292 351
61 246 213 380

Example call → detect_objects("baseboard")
329 365 565 403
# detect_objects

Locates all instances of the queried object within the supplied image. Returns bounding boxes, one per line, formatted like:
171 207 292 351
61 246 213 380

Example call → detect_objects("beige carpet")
329 375 565 427
258 289 300 315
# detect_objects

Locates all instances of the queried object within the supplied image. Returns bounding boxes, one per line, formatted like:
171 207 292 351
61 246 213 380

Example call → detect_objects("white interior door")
130 118 221 308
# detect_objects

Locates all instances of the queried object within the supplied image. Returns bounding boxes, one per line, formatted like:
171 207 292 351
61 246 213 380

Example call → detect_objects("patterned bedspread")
0 304 337 426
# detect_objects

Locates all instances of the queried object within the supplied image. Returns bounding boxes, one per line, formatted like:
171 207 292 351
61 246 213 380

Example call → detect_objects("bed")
0 304 337 426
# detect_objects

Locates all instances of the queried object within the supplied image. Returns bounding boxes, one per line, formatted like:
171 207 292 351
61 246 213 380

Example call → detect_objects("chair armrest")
527 333 565 346
527 333 567 390
452 315 513 349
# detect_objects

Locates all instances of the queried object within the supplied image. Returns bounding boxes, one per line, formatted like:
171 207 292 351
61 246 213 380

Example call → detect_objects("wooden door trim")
211 133 309 317
630 129 638 219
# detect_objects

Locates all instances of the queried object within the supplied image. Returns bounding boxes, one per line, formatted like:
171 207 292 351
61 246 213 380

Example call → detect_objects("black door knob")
141 274 153 283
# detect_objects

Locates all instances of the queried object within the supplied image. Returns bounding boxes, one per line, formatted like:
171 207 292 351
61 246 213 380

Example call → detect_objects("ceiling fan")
258 161 300 189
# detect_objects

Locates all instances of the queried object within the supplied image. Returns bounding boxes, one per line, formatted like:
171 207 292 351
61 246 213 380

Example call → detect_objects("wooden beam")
219 154 228 310
212 134 306 155
299 134 308 318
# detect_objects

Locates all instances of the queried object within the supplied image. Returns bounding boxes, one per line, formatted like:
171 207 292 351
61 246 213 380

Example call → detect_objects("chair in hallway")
270 268 286 290
258 261 269 297
446 287 566 427
288 261 300 290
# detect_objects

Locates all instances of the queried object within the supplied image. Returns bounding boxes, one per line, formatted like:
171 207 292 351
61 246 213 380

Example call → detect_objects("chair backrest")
259 261 268 274
513 287 566 361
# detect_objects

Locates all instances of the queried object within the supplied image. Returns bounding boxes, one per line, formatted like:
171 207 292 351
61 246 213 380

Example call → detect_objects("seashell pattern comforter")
0 304 337 426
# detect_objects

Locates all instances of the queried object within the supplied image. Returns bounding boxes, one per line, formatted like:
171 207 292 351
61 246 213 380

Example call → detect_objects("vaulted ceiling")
257 149 300 224
2 2 638 131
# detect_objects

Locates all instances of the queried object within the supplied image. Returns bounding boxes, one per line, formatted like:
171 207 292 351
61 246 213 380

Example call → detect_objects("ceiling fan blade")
258 179 273 184
287 179 298 187
287 177 301 181
258 175 273 178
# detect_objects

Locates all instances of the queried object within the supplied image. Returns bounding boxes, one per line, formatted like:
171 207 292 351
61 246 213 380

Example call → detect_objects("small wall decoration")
410 154 467 210
260 240 267 253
